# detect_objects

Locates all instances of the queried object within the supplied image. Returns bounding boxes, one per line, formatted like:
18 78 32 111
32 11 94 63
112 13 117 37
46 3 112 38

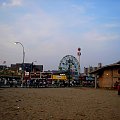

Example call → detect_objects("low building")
0 65 7 70
90 61 120 88
84 63 102 76
11 63 43 72
10 63 43 80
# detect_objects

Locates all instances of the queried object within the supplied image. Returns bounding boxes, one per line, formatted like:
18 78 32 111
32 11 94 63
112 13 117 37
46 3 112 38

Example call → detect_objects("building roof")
89 61 120 74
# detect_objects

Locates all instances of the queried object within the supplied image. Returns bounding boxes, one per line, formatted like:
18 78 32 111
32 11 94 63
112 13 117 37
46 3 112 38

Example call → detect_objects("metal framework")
59 55 79 80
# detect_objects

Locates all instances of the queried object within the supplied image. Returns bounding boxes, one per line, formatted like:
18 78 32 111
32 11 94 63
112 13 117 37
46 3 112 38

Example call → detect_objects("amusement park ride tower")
58 48 81 83
77 48 81 76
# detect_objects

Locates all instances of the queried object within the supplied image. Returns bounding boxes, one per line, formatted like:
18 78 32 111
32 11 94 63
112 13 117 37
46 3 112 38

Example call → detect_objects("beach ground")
0 87 120 120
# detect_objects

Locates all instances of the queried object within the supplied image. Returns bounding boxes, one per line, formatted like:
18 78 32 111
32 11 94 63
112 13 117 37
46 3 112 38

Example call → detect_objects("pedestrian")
27 79 30 88
118 83 120 95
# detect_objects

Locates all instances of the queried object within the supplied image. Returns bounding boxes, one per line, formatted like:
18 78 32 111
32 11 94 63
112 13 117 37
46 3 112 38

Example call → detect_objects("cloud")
13 12 61 45
71 4 86 14
0 3 69 67
0 10 119 70
82 30 120 42
0 0 120 70
2 0 23 7
70 1 95 14
0 24 22 65
104 23 120 28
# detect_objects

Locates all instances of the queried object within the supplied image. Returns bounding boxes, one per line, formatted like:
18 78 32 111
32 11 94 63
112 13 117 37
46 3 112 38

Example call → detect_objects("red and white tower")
77 48 81 76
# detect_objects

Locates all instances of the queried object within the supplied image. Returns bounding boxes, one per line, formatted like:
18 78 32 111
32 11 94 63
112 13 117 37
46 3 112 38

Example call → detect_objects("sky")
0 0 120 71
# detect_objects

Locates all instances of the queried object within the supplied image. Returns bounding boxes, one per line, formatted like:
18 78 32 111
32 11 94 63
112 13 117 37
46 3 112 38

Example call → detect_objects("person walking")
118 82 120 95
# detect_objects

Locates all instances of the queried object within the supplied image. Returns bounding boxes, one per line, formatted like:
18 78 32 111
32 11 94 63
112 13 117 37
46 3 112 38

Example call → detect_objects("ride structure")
58 55 79 81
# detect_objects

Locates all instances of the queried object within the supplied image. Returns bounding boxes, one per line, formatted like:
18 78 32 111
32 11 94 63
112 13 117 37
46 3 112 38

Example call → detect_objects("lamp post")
14 42 25 85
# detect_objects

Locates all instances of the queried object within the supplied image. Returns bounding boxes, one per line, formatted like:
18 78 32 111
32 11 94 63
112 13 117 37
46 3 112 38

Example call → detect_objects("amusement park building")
84 63 102 76
90 61 120 88
11 63 43 72
0 63 43 79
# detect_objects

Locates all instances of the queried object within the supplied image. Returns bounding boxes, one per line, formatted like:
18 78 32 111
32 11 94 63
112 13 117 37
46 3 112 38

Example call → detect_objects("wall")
98 67 120 88
113 68 120 84
99 69 112 87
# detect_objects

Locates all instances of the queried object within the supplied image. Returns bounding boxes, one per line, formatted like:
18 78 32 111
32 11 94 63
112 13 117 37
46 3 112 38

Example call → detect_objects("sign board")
86 76 95 81
52 75 67 80
25 72 29 76
30 72 40 78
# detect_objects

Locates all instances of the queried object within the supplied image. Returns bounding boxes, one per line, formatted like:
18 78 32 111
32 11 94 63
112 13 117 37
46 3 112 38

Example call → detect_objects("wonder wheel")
59 55 79 79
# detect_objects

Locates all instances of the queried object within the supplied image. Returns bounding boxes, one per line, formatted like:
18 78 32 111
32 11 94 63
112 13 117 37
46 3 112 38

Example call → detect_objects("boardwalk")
0 87 120 120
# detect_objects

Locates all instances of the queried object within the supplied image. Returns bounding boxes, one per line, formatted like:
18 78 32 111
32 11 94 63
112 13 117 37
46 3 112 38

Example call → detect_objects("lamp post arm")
19 42 25 64
14 42 25 82
14 42 25 64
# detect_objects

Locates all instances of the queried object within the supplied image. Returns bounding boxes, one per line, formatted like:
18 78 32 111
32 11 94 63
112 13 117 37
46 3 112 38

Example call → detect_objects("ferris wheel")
59 55 79 78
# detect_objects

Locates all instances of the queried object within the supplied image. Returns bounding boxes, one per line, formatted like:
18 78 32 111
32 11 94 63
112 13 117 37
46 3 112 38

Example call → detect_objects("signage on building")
30 72 40 78
52 75 67 80
86 76 95 81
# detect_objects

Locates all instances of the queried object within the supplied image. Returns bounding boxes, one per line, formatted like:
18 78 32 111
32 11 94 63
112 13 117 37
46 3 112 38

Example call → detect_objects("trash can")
118 84 120 95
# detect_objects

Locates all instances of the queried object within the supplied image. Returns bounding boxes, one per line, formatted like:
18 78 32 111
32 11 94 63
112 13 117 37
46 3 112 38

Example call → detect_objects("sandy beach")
0 87 120 120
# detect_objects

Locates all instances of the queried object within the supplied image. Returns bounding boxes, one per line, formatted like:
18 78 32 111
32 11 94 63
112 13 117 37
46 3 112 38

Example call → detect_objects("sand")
0 87 120 120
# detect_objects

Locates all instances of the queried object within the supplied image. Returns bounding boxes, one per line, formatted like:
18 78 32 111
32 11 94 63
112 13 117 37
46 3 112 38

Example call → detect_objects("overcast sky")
0 0 120 71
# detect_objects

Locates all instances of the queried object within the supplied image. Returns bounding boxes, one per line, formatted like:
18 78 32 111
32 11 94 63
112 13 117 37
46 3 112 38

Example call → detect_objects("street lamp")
14 42 25 84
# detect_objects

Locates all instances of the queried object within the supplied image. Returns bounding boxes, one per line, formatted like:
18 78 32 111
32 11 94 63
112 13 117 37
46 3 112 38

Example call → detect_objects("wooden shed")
90 61 120 88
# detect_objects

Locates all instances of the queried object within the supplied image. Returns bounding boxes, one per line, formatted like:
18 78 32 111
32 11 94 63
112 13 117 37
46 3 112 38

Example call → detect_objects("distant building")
33 65 43 72
0 65 7 70
10 63 43 80
90 61 120 88
11 63 43 72
84 63 102 76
